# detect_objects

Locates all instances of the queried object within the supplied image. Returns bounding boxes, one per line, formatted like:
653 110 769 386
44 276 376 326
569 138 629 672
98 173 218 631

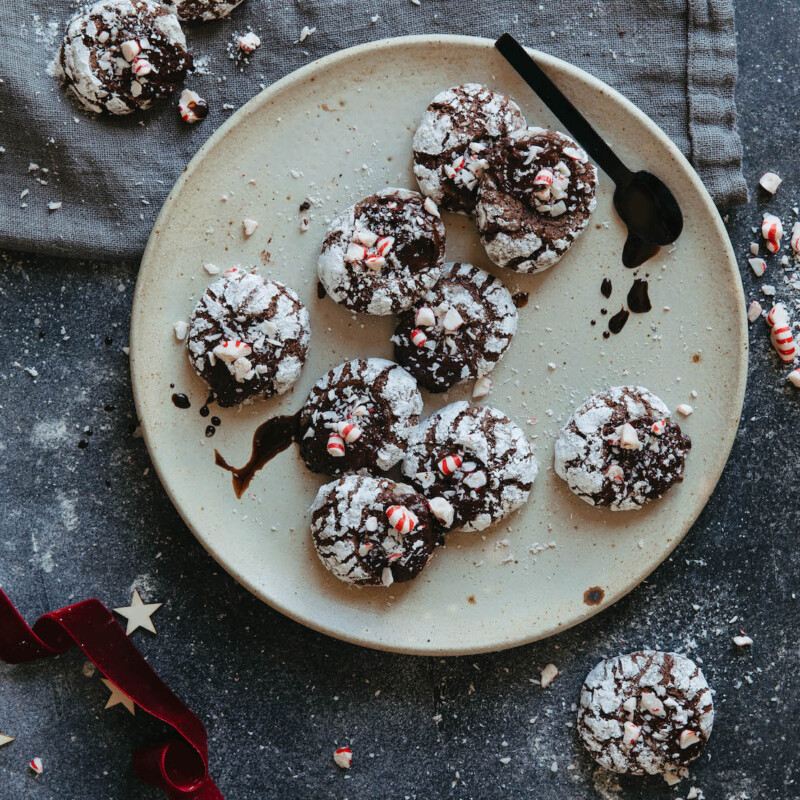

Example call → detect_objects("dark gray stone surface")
1 2 799 798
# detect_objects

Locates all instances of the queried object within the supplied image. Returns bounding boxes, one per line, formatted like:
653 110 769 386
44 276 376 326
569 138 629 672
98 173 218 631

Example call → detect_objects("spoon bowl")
613 170 684 246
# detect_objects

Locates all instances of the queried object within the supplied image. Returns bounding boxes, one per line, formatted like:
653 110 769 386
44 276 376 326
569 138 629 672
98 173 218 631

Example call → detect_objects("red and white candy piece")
759 172 782 194
364 254 386 271
676 403 694 417
679 730 702 749
333 747 352 769
766 303 796 362
442 307 464 332
120 40 141 62
410 328 427 347
438 454 462 476
732 633 753 647
29 757 43 776
386 504 418 534
792 221 800 256
336 421 362 443
213 340 252 363
651 419 666 435
748 257 767 277
762 213 783 254
326 433 346 457
345 242 367 262
131 58 153 77
238 32 261 53
415 306 436 327
423 197 440 217
178 89 208 124
788 369 800 388
533 168 554 186
472 376 492 398
428 496 454 528
375 236 394 256
639 691 666 718
618 422 640 450
747 300 763 323
354 228 378 247
622 721 641 747
604 464 624 483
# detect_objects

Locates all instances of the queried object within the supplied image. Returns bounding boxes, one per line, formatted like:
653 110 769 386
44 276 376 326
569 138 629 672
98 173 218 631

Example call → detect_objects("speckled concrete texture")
1 2 799 798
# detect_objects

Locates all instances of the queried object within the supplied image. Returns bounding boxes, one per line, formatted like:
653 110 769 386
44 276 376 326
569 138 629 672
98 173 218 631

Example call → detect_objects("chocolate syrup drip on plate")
623 233 660 268
627 279 651 313
215 412 300 498
600 278 612 298
171 393 191 409
511 291 530 308
316 280 327 299
608 307 630 335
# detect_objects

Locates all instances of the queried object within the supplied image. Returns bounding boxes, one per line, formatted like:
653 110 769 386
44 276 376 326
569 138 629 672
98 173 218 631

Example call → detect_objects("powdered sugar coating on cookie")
56 0 191 115
402 402 537 532
168 0 245 21
187 269 310 407
475 127 597 273
391 262 518 393
299 358 423 476
412 84 526 214
554 386 691 511
317 188 446 315
309 474 443 586
578 650 714 781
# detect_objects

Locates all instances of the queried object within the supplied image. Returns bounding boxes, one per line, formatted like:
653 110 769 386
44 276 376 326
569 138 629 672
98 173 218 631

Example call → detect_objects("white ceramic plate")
131 35 747 655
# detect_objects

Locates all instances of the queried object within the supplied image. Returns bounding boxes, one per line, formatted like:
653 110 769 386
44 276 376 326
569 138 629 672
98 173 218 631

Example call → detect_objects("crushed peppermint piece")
423 197 440 217
747 300 762 322
748 257 766 277
759 172 782 194
242 218 258 237
178 89 208 124
540 663 559 688
679 729 702 749
675 404 693 417
238 32 261 53
472 376 492 398
297 25 316 43
788 369 800 387
173 321 189 341
48 201 62 211
203 263 219 275
762 213 783 254
428 496 454 528
732 634 753 647
29 757 43 776
333 747 352 769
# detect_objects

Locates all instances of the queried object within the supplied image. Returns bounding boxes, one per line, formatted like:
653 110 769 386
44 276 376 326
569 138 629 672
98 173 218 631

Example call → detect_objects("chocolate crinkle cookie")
298 358 423 476
187 268 310 407
391 262 518 393
578 650 714 785
317 188 446 315
475 127 598 273
554 386 691 511
56 0 192 115
412 84 527 215
310 474 445 587
402 401 537 532
168 0 245 21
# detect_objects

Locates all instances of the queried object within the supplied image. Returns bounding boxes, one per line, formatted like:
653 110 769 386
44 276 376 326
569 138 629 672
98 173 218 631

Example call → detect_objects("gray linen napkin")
0 0 747 262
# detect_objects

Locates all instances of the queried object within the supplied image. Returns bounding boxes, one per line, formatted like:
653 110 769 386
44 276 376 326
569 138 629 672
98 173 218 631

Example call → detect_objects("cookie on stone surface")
401 401 537 532
317 188 446 316
412 84 527 215
187 268 310 407
475 127 597 273
578 650 714 784
554 386 691 511
391 262 518 393
310 474 444 587
298 358 423 476
57 0 191 115
168 0 245 21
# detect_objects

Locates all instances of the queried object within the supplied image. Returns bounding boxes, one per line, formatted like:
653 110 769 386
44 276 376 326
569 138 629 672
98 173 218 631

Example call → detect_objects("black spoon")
494 33 683 268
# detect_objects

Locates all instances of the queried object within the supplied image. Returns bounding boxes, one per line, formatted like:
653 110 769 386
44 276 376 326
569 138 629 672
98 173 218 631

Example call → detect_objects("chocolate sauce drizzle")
511 291 530 308
627 279 651 313
215 413 300 498
600 278 612 298
171 393 190 409
608 307 630 335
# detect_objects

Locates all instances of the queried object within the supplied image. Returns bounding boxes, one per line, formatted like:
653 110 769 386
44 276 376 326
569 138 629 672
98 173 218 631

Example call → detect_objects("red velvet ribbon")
0 589 223 799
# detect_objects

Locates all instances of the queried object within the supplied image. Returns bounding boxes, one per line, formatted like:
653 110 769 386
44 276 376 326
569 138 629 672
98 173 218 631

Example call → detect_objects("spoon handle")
495 34 632 186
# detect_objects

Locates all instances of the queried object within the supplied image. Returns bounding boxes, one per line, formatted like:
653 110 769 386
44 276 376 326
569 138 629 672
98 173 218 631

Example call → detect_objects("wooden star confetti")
0 733 14 748
113 590 162 635
101 679 135 715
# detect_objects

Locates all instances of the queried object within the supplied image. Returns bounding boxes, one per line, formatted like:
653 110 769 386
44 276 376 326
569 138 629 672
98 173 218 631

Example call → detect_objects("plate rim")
130 33 748 655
